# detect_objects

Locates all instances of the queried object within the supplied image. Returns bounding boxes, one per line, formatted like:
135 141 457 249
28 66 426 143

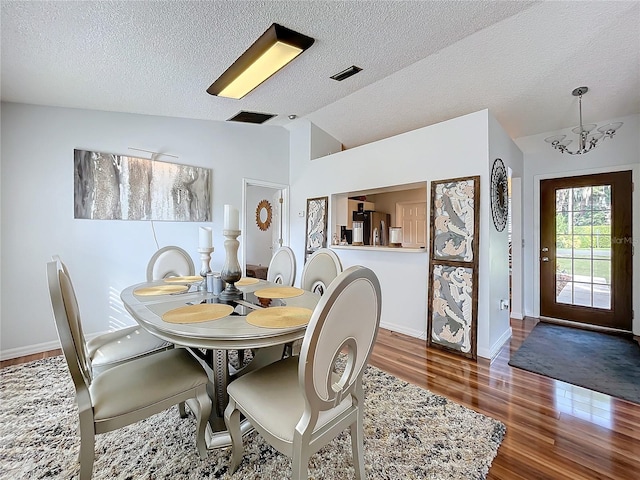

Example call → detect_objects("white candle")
199 226 212 249
223 204 239 231
390 227 402 244
352 221 363 243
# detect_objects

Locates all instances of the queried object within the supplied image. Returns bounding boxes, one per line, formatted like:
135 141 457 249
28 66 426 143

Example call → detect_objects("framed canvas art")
74 149 211 221
304 196 328 260
430 176 480 262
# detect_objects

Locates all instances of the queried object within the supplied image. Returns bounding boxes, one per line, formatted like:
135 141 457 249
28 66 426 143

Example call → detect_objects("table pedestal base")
187 345 287 449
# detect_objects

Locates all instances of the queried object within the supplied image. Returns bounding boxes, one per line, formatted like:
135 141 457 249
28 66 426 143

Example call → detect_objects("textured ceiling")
2 1 638 149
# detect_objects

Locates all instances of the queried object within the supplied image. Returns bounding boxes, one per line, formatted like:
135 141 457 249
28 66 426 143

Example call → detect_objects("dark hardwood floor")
3 318 639 479
369 317 640 480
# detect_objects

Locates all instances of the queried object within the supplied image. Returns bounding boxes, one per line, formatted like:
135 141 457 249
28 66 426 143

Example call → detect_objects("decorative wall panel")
427 176 480 360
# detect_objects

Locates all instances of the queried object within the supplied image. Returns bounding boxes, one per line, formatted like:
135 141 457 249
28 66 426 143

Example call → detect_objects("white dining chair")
47 259 211 480
224 265 382 479
52 255 170 375
300 248 343 295
146 245 195 281
267 246 296 286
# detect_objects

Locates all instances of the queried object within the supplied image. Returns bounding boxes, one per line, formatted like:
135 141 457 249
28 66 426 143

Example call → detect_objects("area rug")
509 321 640 404
0 356 505 479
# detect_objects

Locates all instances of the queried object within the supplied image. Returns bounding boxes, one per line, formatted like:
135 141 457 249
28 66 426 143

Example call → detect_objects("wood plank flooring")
369 317 640 480
3 318 639 478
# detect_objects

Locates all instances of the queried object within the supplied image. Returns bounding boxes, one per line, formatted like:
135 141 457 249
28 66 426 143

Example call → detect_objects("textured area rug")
0 356 505 479
509 322 640 404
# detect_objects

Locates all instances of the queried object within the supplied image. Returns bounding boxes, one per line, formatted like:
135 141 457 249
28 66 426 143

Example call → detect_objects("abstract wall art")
74 149 211 221
304 196 328 260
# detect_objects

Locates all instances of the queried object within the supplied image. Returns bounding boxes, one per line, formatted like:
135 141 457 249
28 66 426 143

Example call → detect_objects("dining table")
120 276 320 449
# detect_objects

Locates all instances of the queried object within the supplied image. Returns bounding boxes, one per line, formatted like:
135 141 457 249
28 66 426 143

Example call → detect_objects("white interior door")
271 190 283 255
396 201 427 247
242 179 289 272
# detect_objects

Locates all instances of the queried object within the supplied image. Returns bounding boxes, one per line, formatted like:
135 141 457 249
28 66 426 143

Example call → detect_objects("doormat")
509 321 640 404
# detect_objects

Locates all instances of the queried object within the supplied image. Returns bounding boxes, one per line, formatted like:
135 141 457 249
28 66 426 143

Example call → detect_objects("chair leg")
194 387 211 459
78 413 95 480
291 442 310 480
223 398 244 473
350 410 366 480
178 401 187 418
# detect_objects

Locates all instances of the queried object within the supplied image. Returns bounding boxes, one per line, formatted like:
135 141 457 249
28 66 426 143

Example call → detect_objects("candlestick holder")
219 229 243 301
197 247 214 290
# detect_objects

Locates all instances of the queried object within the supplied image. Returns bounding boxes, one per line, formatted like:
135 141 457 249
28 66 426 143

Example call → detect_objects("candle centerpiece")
220 205 243 301
197 226 214 290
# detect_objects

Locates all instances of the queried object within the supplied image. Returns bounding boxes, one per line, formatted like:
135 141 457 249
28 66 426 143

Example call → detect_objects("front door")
540 171 632 330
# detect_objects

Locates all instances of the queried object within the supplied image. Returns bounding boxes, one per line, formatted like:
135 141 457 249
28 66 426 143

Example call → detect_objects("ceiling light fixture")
544 87 622 155
207 23 314 100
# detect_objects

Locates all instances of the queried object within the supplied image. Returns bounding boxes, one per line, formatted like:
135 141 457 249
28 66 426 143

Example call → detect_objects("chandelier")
544 87 622 155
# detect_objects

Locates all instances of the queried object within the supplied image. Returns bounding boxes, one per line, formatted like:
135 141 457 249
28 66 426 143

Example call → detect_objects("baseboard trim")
1 340 61 361
477 327 512 362
510 311 523 320
0 330 110 361
380 321 426 340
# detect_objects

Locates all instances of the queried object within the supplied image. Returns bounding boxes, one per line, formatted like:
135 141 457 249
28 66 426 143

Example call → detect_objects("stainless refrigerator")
352 211 391 246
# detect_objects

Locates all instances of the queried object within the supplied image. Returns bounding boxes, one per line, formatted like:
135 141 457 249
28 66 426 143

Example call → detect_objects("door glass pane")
556 189 571 212
557 280 573 304
572 187 592 210
592 260 611 285
591 186 611 211
573 282 592 307
556 235 572 257
556 212 571 234
573 235 592 259
573 258 593 283
554 184 611 310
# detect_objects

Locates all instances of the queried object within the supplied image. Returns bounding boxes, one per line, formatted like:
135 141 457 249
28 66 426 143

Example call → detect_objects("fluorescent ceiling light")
207 23 314 99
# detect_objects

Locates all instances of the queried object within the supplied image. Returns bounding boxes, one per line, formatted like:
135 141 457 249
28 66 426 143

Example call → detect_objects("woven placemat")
134 285 188 296
254 286 304 299
162 303 235 324
236 277 260 286
246 306 313 328
163 276 203 284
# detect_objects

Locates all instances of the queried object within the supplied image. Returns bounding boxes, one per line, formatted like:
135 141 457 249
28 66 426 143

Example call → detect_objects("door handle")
541 247 549 252
541 256 549 262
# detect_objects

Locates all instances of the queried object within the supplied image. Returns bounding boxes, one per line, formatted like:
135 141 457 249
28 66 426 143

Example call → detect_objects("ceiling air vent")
330 65 362 81
227 111 276 124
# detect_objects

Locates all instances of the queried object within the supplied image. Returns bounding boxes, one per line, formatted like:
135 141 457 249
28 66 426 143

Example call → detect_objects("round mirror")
255 199 272 231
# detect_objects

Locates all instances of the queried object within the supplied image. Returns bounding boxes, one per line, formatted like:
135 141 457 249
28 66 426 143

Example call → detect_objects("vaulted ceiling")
2 1 638 148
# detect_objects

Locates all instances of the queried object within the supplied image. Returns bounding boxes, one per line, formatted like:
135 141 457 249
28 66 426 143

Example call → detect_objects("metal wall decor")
427 176 480 360
255 199 272 231
490 158 508 232
74 149 211 221
304 196 328 261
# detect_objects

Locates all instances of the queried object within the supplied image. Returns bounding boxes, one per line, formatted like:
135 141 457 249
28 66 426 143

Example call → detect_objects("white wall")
289 110 517 359
515 113 640 335
488 113 525 356
0 102 289 358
